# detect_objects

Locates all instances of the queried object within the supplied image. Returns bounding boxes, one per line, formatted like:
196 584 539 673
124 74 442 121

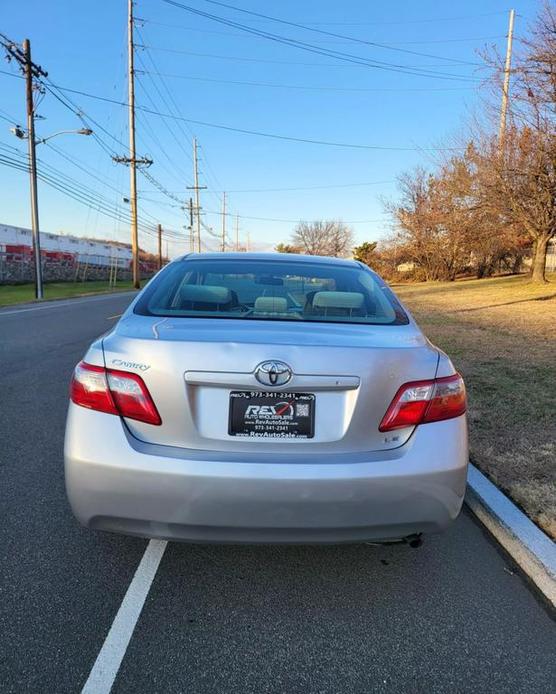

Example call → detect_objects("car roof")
176 252 362 268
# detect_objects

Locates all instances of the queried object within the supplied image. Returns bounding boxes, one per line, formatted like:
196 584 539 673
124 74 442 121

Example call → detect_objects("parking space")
113 521 556 693
1 293 555 693
1 294 146 693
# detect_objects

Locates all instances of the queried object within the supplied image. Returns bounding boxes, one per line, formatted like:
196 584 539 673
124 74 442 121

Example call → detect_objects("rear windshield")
134 258 409 325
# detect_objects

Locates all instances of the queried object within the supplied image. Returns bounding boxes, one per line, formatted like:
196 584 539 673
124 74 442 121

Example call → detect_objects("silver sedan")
65 253 468 545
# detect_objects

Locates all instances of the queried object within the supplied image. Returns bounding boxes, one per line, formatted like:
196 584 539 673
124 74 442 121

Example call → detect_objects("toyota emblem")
255 360 292 387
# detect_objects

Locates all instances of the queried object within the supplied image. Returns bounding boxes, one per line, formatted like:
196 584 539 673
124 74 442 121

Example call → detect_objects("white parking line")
0 292 136 317
81 539 168 694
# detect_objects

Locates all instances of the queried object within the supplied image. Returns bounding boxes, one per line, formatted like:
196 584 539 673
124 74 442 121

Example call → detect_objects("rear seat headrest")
180 285 232 304
312 291 364 310
254 297 288 313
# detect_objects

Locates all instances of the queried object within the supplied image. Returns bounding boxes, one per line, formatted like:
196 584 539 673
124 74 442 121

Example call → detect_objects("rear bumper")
64 404 468 544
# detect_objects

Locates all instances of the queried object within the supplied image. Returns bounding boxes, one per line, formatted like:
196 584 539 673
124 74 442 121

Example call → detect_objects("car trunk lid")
102 316 439 454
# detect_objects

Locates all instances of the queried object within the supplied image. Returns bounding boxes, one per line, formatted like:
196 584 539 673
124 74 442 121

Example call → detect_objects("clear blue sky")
0 0 539 256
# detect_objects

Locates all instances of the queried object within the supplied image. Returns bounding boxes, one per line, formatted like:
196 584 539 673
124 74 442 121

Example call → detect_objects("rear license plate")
229 391 315 439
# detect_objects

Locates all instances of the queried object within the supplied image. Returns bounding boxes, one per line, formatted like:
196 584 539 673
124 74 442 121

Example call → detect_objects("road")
0 292 554 694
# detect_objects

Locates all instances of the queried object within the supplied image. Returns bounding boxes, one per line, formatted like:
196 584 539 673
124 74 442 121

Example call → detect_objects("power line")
136 29 232 219
0 107 21 124
0 67 471 151
186 11 509 27
134 192 386 224
0 112 19 125
262 12 509 27
135 45 194 167
138 69 477 93
140 16 505 37
204 210 387 224
32 72 192 214
39 144 175 231
45 142 127 197
139 179 395 194
139 16 503 45
135 40 497 70
0 153 143 235
135 31 236 235
386 36 505 45
195 0 483 65
41 78 124 156
139 168 184 205
160 0 483 77
221 180 396 193
135 108 190 183
21 79 464 152
0 64 186 248
152 7 480 82
0 143 185 242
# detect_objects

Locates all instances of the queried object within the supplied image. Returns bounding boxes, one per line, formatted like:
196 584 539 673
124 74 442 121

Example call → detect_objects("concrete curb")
466 463 556 608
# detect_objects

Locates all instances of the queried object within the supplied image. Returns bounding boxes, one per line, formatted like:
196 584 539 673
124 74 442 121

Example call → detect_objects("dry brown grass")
395 274 556 539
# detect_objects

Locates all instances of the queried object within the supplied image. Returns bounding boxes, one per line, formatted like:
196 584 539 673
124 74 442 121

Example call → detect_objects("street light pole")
23 38 43 299
35 128 92 145
3 32 91 301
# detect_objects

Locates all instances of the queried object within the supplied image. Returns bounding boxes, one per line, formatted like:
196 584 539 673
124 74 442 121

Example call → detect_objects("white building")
0 223 132 268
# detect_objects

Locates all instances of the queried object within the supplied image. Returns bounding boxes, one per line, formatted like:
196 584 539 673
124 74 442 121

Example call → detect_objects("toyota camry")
65 253 468 545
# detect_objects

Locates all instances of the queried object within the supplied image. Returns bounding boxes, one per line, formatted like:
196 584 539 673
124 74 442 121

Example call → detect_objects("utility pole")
127 0 139 287
246 230 251 252
193 139 201 253
157 223 162 269
187 138 206 253
113 0 152 288
1 34 48 299
235 214 240 251
221 192 226 252
24 39 44 299
188 197 194 252
499 9 515 146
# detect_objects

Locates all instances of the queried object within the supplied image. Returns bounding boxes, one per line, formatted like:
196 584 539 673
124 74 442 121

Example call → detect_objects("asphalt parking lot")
1 292 555 693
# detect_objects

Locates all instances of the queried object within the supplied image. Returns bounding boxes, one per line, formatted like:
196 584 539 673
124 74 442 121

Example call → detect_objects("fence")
0 251 158 284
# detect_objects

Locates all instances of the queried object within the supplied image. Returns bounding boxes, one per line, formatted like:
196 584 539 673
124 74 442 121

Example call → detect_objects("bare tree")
385 167 469 281
384 151 526 281
381 3 556 284
291 220 354 257
467 130 555 282
480 2 556 281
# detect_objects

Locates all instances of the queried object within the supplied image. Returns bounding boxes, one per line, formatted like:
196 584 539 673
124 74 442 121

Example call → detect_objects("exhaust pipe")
364 533 423 548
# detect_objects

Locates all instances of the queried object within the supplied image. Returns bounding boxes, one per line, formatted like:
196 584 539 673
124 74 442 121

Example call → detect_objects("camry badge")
255 360 292 387
111 359 150 371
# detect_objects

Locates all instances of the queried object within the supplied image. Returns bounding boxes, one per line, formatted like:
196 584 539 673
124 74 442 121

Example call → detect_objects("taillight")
70 362 118 416
70 361 161 425
379 373 466 432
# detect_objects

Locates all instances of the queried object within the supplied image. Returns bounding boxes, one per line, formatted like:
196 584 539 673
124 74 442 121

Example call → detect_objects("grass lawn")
0 280 139 307
395 274 556 539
